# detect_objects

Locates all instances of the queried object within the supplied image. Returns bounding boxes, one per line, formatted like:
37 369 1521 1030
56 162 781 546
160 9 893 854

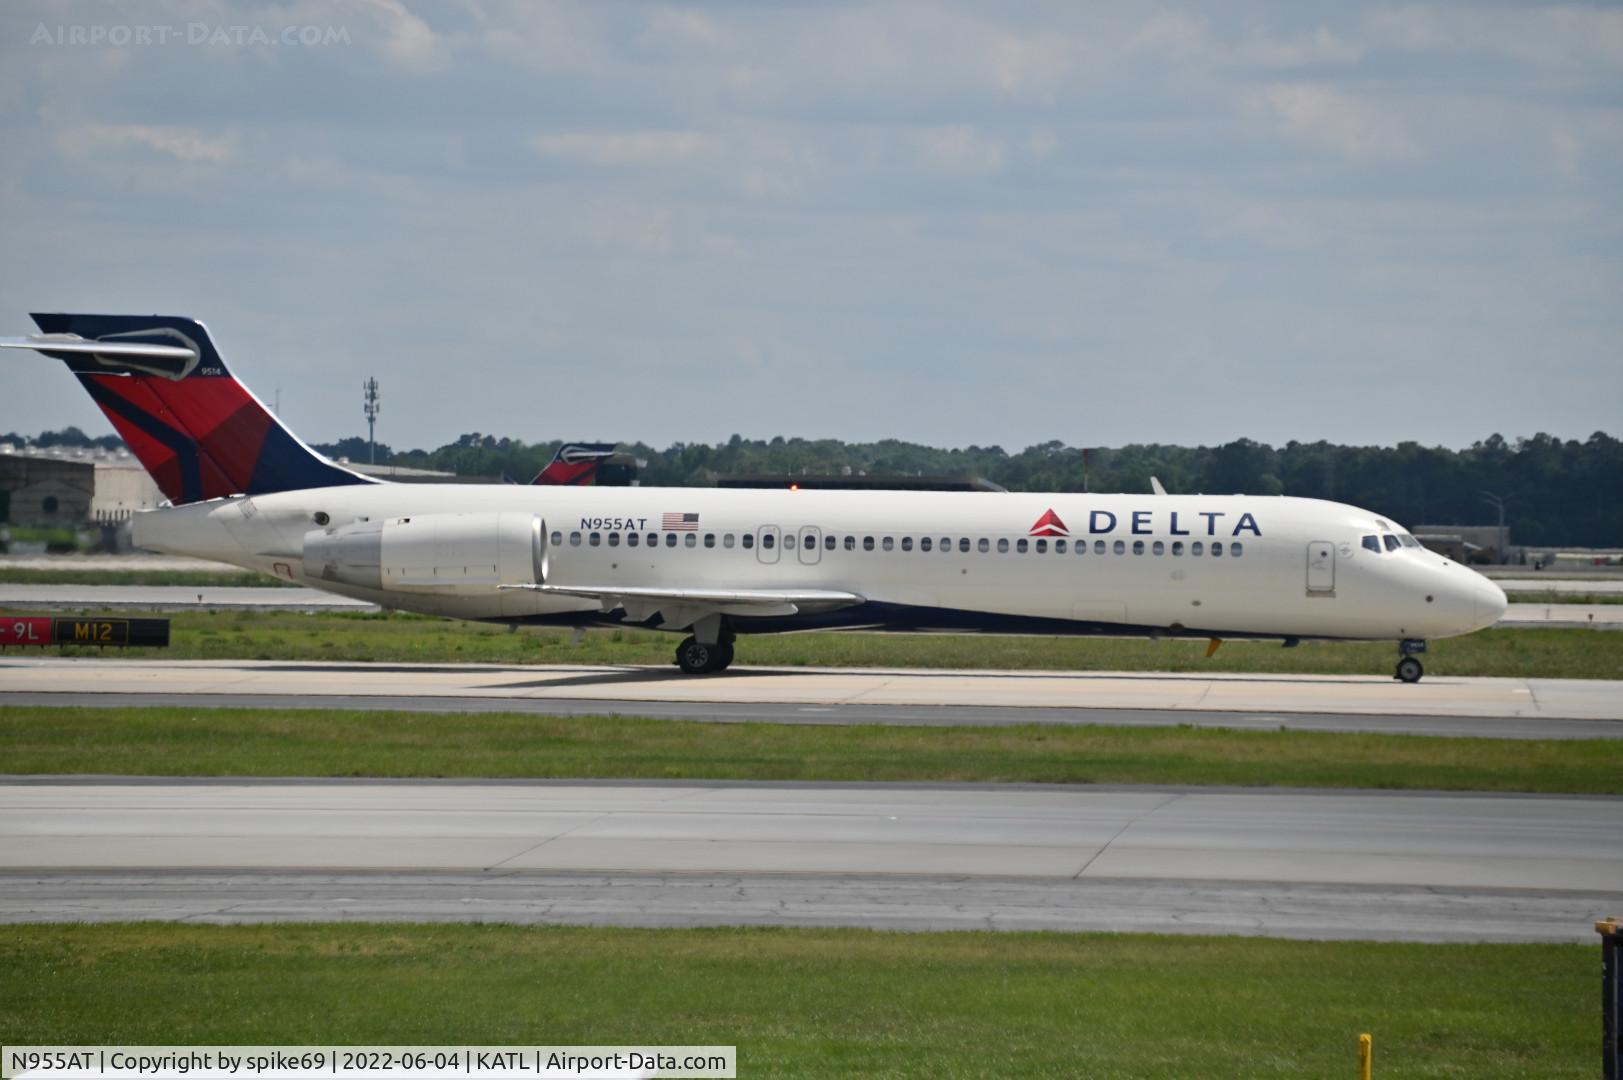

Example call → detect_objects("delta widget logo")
1029 509 1069 537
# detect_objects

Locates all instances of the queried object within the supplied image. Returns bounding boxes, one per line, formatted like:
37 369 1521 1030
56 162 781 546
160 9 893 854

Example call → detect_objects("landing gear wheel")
1395 656 1424 684
675 636 728 675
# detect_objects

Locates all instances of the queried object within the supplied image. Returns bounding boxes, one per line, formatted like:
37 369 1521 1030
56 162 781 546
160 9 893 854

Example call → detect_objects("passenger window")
785 534 797 550
824 535 835 551
723 534 735 549
1362 535 1381 554
960 538 972 553
570 531 582 547
742 534 754 550
1055 539 1066 553
666 533 677 548
1017 539 1029 554
762 533 775 549
901 537 913 552
1035 539 1047 554
977 538 990 553
627 532 639 547
1113 540 1125 555
882 537 894 551
1172 541 1184 556
1191 541 1204 556
1384 535 1400 552
1094 540 1105 554
1231 542 1243 557
551 531 563 546
845 535 856 551
1152 540 1164 555
646 533 657 547
589 532 602 547
704 533 716 548
684 533 697 548
997 538 1010 553
1132 540 1144 555
920 537 933 552
863 536 875 551
1212 542 1224 556
941 537 952 552
608 532 620 547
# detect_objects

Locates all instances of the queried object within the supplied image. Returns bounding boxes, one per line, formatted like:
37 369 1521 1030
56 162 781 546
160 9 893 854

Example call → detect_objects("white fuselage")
133 484 1506 641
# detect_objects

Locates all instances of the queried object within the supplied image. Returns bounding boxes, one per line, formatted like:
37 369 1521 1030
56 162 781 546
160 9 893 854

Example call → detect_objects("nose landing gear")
1394 639 1427 683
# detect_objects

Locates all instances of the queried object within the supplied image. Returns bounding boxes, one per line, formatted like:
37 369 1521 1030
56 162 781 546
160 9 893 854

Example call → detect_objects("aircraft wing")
501 583 865 624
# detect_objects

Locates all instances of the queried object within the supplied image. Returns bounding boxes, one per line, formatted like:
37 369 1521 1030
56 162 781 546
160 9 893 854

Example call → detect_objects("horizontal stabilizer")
0 333 199 360
0 333 200 379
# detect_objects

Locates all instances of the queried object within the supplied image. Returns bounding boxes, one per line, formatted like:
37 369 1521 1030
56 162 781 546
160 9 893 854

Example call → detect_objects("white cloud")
581 198 676 256
354 0 445 71
1251 84 1418 160
55 124 237 164
1232 26 1363 68
1551 126 1583 178
1369 5 1623 66
912 125 1006 176
1131 13 1361 69
1130 10 1208 60
530 130 714 167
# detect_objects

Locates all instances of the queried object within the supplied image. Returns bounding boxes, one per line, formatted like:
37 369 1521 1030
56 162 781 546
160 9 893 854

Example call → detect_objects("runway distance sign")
0 617 170 648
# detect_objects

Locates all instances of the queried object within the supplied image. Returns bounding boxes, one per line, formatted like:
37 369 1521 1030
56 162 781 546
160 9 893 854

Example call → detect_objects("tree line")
10 426 1619 547
327 430 1621 548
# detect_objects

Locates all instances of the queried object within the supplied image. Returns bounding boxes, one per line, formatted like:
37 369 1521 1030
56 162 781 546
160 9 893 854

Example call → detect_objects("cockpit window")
1398 532 1421 549
1383 534 1400 552
1362 535 1381 554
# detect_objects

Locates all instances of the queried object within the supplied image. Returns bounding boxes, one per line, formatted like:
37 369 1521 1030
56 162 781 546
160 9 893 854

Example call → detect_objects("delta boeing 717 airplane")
3 314 1506 679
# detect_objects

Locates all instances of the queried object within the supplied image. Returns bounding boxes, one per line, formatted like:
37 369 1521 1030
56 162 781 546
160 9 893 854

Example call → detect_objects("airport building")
0 444 165 547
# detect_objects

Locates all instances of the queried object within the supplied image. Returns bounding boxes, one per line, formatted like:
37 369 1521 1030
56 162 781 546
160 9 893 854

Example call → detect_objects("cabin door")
798 526 822 565
1306 541 1336 595
756 525 781 565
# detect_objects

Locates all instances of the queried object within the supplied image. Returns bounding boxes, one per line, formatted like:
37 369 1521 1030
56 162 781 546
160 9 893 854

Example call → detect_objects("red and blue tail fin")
532 442 618 485
15 313 374 504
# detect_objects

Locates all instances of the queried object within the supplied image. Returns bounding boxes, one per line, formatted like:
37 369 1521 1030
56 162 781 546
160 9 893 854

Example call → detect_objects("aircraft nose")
1473 574 1508 630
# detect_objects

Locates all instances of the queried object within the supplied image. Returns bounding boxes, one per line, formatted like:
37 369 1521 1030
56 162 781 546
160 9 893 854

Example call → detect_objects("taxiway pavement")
3 658 1620 738
1 779 1616 942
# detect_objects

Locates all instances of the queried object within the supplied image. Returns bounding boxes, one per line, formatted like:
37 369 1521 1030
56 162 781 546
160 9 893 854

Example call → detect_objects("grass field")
0 924 1592 1079
10 609 1621 678
3 705 1616 792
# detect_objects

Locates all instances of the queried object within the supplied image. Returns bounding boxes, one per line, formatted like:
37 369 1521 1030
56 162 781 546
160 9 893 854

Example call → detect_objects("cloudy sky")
1 1 1618 452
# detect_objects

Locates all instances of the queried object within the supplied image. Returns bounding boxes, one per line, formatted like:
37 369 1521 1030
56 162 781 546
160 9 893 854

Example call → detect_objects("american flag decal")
662 512 700 530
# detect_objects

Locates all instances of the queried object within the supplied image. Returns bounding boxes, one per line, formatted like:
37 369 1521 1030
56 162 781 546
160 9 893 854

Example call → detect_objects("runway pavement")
3 657 1621 737
1 779 1617 942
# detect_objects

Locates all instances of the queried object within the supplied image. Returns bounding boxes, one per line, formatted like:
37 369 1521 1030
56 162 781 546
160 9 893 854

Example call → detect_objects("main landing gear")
1394 639 1427 683
675 633 734 675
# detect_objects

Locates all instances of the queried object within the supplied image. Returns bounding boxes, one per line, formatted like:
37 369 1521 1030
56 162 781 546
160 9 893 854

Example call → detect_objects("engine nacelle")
303 513 544 595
